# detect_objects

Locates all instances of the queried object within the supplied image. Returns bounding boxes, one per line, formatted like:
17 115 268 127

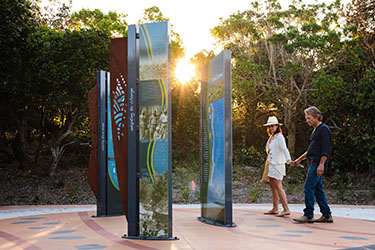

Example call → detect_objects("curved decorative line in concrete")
78 212 157 250
0 230 43 250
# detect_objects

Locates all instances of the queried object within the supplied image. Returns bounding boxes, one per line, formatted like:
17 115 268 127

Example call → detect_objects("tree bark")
284 106 296 157
34 106 46 164
49 112 77 177
7 105 30 169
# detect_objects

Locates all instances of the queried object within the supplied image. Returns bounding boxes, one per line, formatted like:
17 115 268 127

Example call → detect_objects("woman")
263 116 292 217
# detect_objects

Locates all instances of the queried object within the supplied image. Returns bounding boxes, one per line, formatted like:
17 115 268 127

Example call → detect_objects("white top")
266 133 291 166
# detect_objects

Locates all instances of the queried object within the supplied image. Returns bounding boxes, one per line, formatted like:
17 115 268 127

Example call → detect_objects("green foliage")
0 0 40 168
171 52 204 165
182 185 191 200
70 9 128 37
141 6 168 23
312 42 375 173
249 185 262 202
1 0 374 192
211 0 347 156
234 146 265 168
171 82 200 162
68 181 84 203
285 183 300 196
0 0 113 172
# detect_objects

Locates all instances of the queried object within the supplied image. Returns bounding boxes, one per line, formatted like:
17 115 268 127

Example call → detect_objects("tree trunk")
16 110 30 169
49 136 75 178
34 106 46 164
49 114 76 177
50 145 62 178
284 106 296 157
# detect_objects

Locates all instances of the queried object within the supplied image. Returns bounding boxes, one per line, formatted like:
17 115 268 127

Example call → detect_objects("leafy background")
0 0 374 205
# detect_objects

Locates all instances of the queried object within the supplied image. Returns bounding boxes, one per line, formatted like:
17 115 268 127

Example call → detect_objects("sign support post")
97 70 108 217
126 24 140 237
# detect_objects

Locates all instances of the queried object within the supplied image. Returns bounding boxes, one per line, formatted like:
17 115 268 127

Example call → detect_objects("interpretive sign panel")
126 21 173 239
200 50 234 227
96 70 123 216
138 21 171 238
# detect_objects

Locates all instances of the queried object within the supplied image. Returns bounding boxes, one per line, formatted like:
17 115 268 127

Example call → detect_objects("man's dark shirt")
307 123 332 169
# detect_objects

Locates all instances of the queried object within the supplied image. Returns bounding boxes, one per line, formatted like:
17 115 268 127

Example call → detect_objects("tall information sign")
126 21 174 239
96 70 124 216
199 50 235 227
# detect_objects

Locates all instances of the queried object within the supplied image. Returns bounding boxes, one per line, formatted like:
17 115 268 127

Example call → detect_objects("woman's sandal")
264 210 279 215
275 210 291 217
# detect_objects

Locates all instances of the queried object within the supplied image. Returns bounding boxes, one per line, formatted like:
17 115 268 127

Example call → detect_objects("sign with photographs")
200 50 234 227
138 21 171 238
126 22 172 239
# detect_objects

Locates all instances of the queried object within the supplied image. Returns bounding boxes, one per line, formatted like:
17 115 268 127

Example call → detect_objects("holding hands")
287 160 299 167
288 159 304 168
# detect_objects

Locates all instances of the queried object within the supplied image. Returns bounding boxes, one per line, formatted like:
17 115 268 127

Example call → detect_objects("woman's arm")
278 135 291 163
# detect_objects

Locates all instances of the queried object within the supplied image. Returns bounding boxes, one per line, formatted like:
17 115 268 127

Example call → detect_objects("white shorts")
268 163 285 181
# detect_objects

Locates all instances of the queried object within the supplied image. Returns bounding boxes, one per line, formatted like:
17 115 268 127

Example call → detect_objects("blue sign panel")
107 85 120 191
200 50 234 227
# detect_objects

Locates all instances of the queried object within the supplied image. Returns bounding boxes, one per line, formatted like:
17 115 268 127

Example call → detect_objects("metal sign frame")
126 25 140 237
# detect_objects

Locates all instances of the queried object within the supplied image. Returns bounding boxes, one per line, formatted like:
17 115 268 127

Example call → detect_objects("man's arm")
318 126 331 176
317 156 327 176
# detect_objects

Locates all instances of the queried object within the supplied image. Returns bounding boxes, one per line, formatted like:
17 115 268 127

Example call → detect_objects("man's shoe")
293 215 313 223
312 214 333 223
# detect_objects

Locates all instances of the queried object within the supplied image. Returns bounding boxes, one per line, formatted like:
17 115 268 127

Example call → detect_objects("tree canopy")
0 0 374 181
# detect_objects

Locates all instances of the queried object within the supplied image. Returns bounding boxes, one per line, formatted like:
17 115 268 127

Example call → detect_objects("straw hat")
263 116 283 126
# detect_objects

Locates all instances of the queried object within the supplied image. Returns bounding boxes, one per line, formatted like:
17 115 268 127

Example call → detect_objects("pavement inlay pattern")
21 217 46 220
75 244 107 249
28 226 53 229
338 244 375 250
43 221 61 225
285 230 313 233
339 236 369 240
10 220 36 224
49 236 86 240
276 234 303 237
256 225 281 227
49 230 76 234
255 218 277 221
1 207 375 250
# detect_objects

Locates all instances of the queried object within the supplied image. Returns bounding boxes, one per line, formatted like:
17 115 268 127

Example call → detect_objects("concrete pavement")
0 204 374 250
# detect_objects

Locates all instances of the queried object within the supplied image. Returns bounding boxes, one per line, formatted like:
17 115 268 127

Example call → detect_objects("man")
293 106 333 223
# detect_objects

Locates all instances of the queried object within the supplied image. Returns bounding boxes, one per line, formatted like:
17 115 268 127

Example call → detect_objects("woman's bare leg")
274 179 289 212
269 178 280 212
